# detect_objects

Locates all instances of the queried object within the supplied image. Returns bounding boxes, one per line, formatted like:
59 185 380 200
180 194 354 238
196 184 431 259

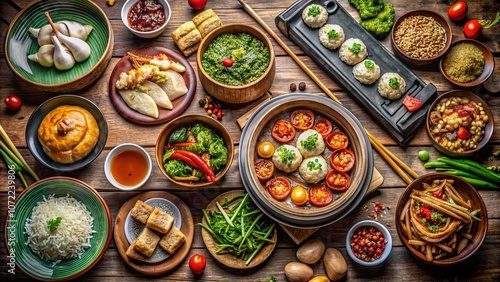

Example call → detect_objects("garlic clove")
57 32 91 63
28 44 55 67
32 23 69 46
59 21 93 41
51 35 75 70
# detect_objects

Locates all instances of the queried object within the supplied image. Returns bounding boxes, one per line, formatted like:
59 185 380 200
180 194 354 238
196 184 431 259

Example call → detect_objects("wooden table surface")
1 0 499 281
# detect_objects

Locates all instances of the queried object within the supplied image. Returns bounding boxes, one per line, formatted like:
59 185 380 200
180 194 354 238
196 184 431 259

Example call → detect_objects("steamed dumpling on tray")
118 89 159 119
156 70 188 101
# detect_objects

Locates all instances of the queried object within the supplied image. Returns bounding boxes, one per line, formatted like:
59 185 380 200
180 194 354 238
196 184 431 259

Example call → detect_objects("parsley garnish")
277 146 296 167
327 29 339 39
47 217 62 231
306 158 323 171
389 77 400 89
364 60 375 69
308 5 321 16
349 43 361 54
300 133 318 149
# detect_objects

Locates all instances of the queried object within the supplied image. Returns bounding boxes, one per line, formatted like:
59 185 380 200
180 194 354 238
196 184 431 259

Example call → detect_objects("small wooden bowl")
395 173 488 266
155 114 234 188
196 24 276 104
439 39 495 88
4 0 113 93
426 90 494 157
391 10 452 66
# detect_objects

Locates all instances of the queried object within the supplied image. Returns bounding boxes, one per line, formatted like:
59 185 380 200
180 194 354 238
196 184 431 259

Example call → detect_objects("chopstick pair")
239 0 418 184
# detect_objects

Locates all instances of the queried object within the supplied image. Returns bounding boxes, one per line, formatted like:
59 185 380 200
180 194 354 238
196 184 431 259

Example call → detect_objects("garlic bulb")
28 44 55 67
51 35 75 70
57 32 91 62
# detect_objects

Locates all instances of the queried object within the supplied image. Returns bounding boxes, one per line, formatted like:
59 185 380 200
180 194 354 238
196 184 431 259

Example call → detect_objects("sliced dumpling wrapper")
118 89 159 118
157 70 188 101
140 80 173 109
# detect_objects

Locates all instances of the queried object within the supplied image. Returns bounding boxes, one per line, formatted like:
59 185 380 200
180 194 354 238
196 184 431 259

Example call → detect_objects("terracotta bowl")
239 94 373 228
196 24 276 104
426 90 494 157
155 114 234 188
395 173 488 266
391 10 452 66
4 0 113 93
439 39 495 88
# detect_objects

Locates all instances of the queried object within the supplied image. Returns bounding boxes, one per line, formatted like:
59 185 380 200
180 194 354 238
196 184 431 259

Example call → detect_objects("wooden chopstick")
239 0 418 184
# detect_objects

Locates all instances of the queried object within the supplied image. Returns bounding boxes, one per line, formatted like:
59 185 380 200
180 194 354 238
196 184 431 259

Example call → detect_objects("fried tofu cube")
159 226 186 255
134 227 160 257
146 208 174 234
126 239 148 262
130 200 154 224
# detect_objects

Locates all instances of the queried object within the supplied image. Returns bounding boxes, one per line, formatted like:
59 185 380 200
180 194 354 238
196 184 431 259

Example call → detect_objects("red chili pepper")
420 206 431 220
169 150 215 182
165 142 197 150
432 189 443 199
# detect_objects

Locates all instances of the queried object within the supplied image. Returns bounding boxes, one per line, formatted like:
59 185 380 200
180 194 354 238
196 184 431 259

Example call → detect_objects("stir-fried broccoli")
349 0 385 19
359 4 395 39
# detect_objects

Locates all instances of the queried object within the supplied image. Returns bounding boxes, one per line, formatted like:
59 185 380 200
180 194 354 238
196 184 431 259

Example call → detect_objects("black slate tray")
275 0 437 145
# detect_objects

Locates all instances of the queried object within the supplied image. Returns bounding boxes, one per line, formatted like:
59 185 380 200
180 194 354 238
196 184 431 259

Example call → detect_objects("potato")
308 276 329 282
323 248 347 281
296 239 326 264
284 262 314 282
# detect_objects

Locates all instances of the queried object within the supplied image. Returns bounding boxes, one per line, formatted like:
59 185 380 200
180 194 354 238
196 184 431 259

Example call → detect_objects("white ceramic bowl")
345 220 392 266
121 0 171 38
104 143 152 190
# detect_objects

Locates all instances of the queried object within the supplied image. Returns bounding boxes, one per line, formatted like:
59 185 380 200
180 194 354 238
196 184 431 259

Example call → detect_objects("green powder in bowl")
442 43 485 83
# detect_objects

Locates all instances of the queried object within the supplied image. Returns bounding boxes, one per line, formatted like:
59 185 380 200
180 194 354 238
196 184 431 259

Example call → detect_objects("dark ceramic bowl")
439 39 495 88
395 173 488 266
426 90 494 157
26 94 108 172
391 10 452 66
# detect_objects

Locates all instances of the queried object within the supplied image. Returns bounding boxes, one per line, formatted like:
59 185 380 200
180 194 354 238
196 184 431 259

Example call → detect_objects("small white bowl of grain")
391 10 452 66
439 39 495 88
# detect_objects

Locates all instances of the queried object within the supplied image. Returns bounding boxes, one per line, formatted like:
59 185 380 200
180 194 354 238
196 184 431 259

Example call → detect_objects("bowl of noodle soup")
395 173 487 265
3 176 112 280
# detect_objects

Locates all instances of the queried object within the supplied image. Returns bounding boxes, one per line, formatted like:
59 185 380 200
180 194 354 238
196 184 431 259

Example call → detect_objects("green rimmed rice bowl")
4 0 113 93
4 177 112 280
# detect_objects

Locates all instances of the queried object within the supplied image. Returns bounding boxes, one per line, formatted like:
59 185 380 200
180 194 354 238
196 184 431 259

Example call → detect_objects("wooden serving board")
113 191 194 275
280 167 384 244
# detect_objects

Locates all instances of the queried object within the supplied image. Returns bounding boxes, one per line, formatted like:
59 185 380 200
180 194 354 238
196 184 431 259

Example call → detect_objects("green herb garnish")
307 159 323 171
277 146 296 167
364 60 375 69
300 133 318 149
327 29 339 39
389 77 400 89
308 5 321 16
47 217 62 232
349 43 362 54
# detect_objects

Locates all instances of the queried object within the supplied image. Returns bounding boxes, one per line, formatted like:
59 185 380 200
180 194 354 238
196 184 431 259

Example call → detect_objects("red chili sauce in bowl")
127 0 166 32
350 226 387 262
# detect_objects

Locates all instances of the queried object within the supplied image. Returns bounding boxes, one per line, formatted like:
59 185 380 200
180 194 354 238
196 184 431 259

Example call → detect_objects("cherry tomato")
222 58 233 67
457 126 471 139
309 184 333 207
325 131 349 151
463 19 482 39
257 141 275 158
314 119 333 139
290 185 308 206
448 1 468 21
4 95 21 111
188 254 206 274
402 95 423 112
330 148 355 173
271 119 296 143
325 170 350 192
266 177 291 200
290 110 315 130
254 159 275 183
188 0 207 10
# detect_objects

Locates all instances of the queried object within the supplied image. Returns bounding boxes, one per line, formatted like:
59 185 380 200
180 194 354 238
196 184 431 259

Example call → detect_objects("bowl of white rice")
3 177 112 280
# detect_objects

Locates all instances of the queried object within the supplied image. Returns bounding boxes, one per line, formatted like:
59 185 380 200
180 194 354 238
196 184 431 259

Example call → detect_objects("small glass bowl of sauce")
121 0 171 38
104 143 152 190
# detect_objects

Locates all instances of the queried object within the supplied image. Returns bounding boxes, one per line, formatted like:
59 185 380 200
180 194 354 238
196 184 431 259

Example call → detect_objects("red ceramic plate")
108 46 196 124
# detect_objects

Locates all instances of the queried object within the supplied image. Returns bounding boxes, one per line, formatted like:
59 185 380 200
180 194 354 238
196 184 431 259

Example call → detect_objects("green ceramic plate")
5 0 112 90
4 177 112 280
